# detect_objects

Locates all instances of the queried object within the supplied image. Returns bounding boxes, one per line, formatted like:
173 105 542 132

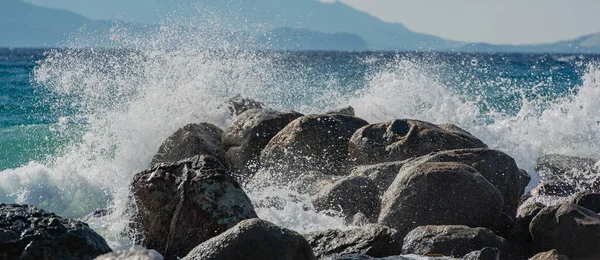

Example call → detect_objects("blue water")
1 47 599 249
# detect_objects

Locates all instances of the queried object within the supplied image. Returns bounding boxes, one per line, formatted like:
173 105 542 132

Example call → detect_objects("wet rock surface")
349 160 407 196
182 218 315 260
130 155 258 260
94 250 164 260
402 225 511 259
378 162 504 236
305 224 403 258
222 108 303 179
529 203 600 259
348 120 487 165
151 123 226 167
260 114 368 183
312 176 381 222
0 204 112 260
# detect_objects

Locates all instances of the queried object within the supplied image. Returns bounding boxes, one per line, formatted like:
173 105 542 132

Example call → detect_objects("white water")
0 18 599 250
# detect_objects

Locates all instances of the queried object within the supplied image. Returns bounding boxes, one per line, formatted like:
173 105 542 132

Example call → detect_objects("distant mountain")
460 32 600 53
258 27 368 51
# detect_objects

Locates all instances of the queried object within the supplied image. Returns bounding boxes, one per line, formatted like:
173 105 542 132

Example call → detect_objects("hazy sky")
23 0 600 45
339 0 600 44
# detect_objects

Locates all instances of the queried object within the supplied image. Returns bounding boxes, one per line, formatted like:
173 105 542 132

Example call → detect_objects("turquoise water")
1 47 599 248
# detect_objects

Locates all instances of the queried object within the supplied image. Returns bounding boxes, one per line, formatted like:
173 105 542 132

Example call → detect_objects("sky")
22 0 600 45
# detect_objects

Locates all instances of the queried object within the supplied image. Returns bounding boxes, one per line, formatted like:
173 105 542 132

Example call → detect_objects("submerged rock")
461 247 500 260
94 250 163 260
260 114 368 184
182 218 315 260
402 225 510 258
530 181 576 197
304 224 403 258
151 123 226 167
312 176 381 222
130 155 257 260
400 148 530 218
570 191 600 213
529 203 600 259
348 120 487 165
222 108 303 179
378 162 504 236
0 204 112 260
535 154 598 188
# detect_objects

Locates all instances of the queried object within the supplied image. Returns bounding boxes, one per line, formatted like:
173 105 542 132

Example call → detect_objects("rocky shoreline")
1 96 599 260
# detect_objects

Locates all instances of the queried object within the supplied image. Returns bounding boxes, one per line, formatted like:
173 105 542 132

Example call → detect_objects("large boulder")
529 203 600 259
349 161 407 196
260 114 369 184
378 162 504 236
326 106 355 117
304 224 403 258
530 181 576 197
570 191 600 213
94 250 163 260
507 202 545 256
130 155 258 260
222 108 303 179
535 154 598 188
182 218 315 260
151 123 226 167
0 204 112 260
312 176 381 222
399 148 530 218
402 225 511 258
529 250 569 260
348 120 487 165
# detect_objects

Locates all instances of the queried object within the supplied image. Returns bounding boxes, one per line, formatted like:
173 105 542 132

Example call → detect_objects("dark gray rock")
130 155 257 260
326 106 355 117
349 161 407 196
508 202 546 256
402 225 510 258
348 120 487 165
289 171 341 196
151 123 226 167
94 250 163 260
570 191 600 213
312 176 381 222
182 218 315 260
260 114 369 184
531 181 576 197
378 162 504 236
461 247 500 260
222 108 303 179
529 203 600 259
529 249 569 260
399 148 530 218
0 204 112 260
225 94 264 117
305 224 403 258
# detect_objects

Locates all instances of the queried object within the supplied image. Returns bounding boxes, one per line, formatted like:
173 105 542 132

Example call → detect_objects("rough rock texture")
461 247 500 260
151 123 226 167
508 202 546 256
130 155 258 260
222 108 303 179
530 181 576 197
305 224 403 258
326 106 355 117
570 191 600 213
182 218 315 260
94 250 163 260
225 94 264 117
289 171 341 196
0 204 112 260
378 162 504 236
400 148 530 218
402 226 510 258
529 203 600 259
348 120 487 165
312 176 381 222
349 161 407 196
260 114 369 183
535 154 598 188
529 249 569 260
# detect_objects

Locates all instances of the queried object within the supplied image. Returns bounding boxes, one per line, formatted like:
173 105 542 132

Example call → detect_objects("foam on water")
0 8 599 250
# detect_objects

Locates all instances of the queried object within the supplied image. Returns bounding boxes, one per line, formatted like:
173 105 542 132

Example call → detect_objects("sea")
1 45 599 249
